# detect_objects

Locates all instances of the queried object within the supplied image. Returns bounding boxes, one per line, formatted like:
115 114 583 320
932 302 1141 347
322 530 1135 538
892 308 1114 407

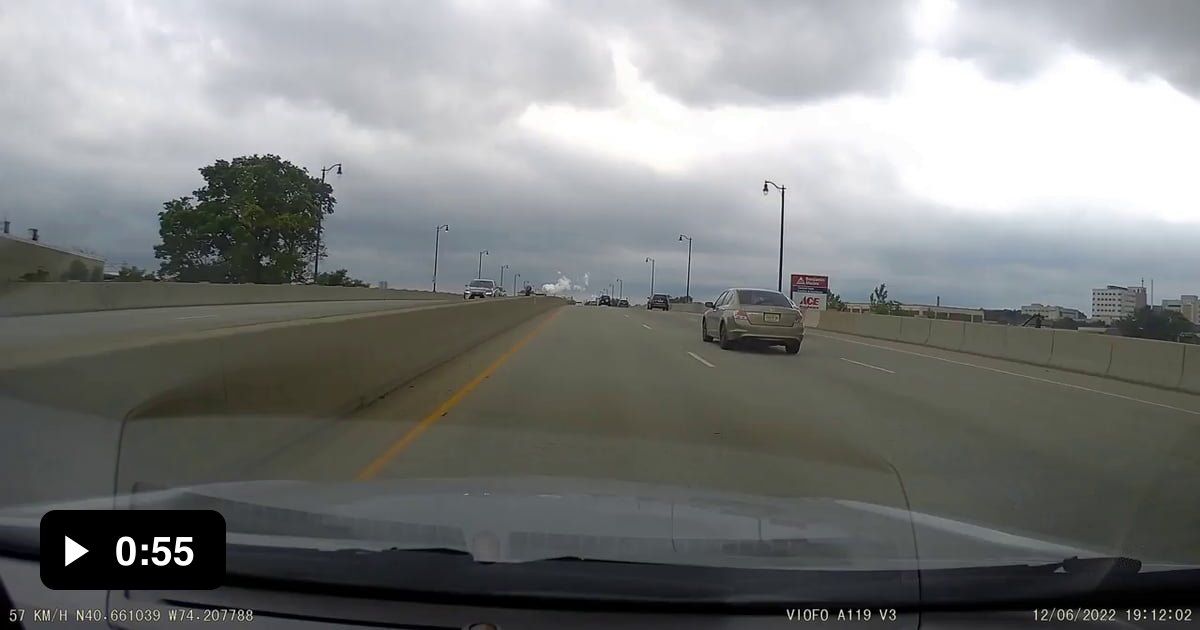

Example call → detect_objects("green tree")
116 265 155 282
1116 307 1194 341
868 283 904 315
154 154 334 284
60 260 91 281
315 268 369 288
18 268 50 282
827 292 847 311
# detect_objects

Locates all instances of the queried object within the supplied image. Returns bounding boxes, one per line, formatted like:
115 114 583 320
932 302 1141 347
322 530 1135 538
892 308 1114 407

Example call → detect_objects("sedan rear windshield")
469 280 495 288
652 294 669 300
736 290 792 307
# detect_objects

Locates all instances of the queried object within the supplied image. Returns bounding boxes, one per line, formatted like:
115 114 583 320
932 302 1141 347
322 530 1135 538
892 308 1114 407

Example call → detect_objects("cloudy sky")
3 0 1200 310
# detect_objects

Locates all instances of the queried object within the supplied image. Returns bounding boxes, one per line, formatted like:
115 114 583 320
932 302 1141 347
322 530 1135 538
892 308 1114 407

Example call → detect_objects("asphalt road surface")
0 299 444 354
41 303 1200 564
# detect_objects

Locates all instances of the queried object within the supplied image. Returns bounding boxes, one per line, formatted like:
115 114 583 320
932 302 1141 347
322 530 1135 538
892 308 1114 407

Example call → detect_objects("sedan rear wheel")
784 341 801 354
718 323 734 350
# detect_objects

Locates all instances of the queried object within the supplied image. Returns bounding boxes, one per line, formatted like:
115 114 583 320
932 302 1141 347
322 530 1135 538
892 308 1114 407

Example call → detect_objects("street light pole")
617 278 623 300
432 224 449 292
477 250 489 278
645 257 655 296
763 180 786 292
499 264 509 290
315 163 343 280
678 234 692 303
513 273 521 295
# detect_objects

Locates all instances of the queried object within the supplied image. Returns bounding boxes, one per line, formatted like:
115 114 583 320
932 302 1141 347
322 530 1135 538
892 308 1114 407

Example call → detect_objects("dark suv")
599 295 611 306
648 294 670 311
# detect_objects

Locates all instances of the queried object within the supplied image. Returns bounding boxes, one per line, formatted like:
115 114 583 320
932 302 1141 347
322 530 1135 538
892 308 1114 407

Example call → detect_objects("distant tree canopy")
868 283 904 316
154 154 335 284
1116 306 1194 341
315 269 369 288
827 292 847 311
1049 317 1079 330
61 260 91 281
116 265 156 282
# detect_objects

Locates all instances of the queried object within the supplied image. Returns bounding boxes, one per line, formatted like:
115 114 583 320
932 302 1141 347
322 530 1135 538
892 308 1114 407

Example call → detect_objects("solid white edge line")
812 331 1200 417
839 357 895 373
642 324 653 330
687 351 715 368
175 314 216 320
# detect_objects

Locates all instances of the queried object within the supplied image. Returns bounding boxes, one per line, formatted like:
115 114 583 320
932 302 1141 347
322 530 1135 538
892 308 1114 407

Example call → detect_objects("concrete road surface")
0 299 443 354
72 305 1200 563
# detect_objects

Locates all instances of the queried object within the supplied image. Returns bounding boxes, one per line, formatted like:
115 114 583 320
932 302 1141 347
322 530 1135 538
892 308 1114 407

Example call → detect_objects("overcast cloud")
2 0 1200 312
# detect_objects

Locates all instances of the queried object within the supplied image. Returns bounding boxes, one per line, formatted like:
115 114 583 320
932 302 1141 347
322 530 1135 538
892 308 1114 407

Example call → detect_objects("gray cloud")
945 0 1200 95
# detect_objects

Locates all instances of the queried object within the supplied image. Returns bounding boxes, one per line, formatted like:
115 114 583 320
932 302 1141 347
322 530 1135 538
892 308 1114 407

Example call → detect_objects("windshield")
736 290 792 307
3 0 1200 612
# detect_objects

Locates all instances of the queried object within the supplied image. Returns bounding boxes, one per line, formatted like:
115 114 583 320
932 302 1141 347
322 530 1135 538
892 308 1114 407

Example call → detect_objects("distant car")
463 279 499 299
617 298 629 308
647 294 670 311
585 299 598 306
701 288 804 354
599 295 611 306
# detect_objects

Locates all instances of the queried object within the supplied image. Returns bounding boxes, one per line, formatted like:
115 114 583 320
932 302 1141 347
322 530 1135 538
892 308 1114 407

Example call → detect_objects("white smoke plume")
542 272 588 295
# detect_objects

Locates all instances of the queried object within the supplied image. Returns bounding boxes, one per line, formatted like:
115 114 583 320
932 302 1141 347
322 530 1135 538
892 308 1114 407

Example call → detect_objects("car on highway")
598 295 611 306
701 288 804 354
584 299 598 306
617 298 629 308
647 294 670 311
463 279 499 299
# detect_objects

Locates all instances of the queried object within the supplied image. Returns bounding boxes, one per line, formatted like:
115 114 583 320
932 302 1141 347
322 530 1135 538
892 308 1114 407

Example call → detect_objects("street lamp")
314 162 343 280
499 264 509 289
763 180 786 292
513 273 521 295
617 278 623 300
432 224 450 292
477 250 489 278
645 257 655 297
678 234 693 303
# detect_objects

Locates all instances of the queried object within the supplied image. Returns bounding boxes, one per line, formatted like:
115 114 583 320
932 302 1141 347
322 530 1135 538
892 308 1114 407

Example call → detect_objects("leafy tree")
18 268 50 282
154 154 334 284
827 292 847 311
315 268 369 288
1116 306 1194 341
116 265 156 282
868 283 904 315
60 260 91 281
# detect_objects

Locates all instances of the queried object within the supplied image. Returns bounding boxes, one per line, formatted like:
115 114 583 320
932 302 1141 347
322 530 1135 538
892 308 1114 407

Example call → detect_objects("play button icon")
64 536 88 567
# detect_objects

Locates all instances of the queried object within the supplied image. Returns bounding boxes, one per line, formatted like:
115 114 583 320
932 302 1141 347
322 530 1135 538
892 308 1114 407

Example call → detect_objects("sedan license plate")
764 313 780 323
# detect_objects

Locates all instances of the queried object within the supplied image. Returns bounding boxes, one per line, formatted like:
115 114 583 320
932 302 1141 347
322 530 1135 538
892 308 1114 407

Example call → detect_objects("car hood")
0 475 1114 570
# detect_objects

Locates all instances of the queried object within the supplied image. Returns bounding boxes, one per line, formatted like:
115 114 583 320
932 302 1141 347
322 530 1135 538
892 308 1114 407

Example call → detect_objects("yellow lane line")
354 308 563 480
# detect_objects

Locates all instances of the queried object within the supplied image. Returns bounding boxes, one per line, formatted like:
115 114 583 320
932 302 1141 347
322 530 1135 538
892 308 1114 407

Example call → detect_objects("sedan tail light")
733 309 750 321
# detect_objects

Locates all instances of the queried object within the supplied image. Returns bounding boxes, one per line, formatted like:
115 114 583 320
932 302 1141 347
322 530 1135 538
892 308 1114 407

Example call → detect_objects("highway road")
0 298 447 354
26 302 1200 565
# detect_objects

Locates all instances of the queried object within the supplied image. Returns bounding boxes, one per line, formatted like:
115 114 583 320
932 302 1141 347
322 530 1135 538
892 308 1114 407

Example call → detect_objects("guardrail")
0 282 457 316
815 310 1200 394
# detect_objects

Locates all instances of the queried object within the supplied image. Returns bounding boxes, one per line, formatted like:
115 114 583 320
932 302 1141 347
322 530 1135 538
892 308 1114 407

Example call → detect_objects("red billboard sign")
790 274 829 291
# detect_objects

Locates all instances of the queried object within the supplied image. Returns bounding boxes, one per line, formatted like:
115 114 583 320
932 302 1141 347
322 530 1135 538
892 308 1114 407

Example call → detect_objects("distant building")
1 224 104 282
1162 295 1200 324
1020 303 1087 321
1091 285 1147 324
844 302 984 322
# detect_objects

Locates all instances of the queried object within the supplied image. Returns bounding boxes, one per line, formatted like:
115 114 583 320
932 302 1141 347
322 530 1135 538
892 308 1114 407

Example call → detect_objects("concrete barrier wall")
857 314 903 341
1179 346 1200 394
1002 327 1055 365
0 282 456 316
1107 336 1185 389
899 318 932 345
1049 329 1113 376
962 323 1007 356
814 311 1200 393
927 320 965 351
